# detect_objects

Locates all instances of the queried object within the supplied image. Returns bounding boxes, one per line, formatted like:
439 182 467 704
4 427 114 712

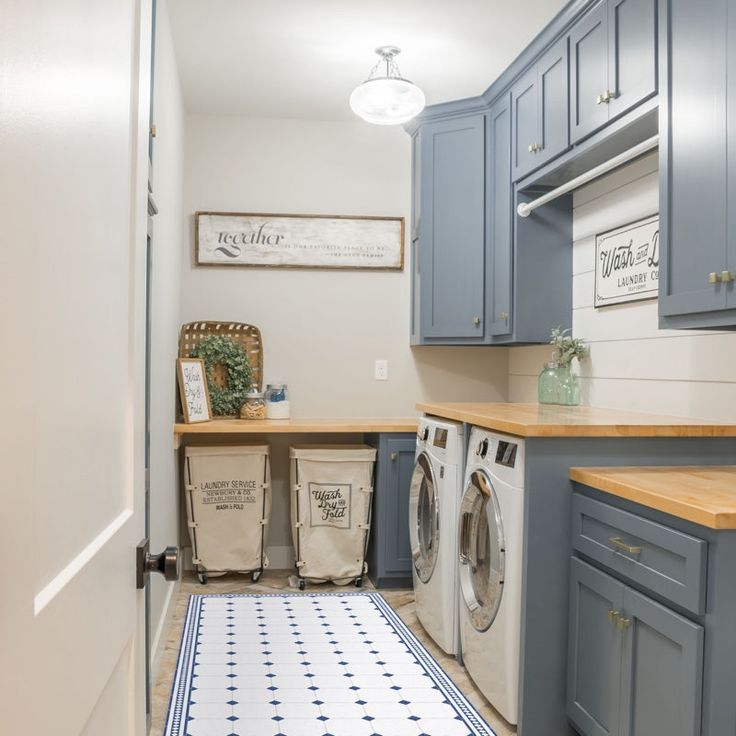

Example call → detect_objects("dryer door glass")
408 451 439 583
459 469 505 632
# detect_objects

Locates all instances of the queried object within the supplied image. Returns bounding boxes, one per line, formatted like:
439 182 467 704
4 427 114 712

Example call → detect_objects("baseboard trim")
151 580 178 683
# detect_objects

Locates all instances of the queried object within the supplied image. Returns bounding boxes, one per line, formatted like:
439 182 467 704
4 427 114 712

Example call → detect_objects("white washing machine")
408 415 465 656
458 426 525 725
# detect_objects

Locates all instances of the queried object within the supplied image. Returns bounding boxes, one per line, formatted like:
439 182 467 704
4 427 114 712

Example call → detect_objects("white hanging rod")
516 134 659 218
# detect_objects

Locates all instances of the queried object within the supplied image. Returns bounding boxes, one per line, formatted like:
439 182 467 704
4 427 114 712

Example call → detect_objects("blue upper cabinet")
413 114 486 342
659 0 736 328
486 95 513 338
512 37 570 181
570 0 657 144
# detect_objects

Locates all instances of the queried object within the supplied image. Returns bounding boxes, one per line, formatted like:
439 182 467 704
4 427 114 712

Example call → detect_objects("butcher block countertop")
174 417 418 447
570 466 736 529
417 402 736 438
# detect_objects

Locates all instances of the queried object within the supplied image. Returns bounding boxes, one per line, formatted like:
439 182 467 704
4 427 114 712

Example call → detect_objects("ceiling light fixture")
350 46 426 126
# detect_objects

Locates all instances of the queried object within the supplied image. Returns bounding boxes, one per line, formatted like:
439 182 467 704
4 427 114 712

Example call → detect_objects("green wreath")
191 335 253 416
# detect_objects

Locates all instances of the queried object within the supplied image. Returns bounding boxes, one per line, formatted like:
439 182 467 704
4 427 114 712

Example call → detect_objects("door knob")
136 538 180 589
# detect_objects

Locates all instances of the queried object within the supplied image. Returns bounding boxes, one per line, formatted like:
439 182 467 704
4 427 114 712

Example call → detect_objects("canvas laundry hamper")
184 444 271 584
290 444 377 588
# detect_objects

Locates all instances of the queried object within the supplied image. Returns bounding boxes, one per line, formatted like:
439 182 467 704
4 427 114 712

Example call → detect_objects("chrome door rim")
458 468 505 632
408 451 440 584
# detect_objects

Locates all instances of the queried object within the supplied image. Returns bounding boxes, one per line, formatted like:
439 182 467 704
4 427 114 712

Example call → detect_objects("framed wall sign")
195 211 404 270
595 214 659 308
176 358 212 423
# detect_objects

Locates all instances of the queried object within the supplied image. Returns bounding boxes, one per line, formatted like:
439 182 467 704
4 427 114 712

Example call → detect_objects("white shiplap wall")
508 152 736 422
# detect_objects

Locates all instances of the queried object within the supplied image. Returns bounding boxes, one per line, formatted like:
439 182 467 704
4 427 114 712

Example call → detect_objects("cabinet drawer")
572 494 707 614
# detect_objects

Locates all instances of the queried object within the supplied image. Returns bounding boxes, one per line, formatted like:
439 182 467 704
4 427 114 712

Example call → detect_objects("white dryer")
458 426 525 725
408 415 465 656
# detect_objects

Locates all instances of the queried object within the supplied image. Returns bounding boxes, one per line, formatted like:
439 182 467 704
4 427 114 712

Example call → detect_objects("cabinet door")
620 587 703 736
411 131 422 342
380 438 416 579
486 95 513 338
568 558 624 736
607 0 657 120
537 36 569 166
570 2 609 143
728 0 736 308
659 0 728 317
511 67 540 180
420 115 486 338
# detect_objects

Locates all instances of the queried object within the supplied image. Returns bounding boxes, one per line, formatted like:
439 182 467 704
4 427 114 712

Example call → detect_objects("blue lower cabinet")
568 493 707 736
365 434 416 588
568 558 703 736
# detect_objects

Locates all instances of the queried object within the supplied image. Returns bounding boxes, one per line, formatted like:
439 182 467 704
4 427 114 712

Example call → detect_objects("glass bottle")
538 362 561 405
556 362 581 406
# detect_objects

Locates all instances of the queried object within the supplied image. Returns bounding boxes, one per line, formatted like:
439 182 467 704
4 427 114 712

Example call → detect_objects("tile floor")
151 571 515 736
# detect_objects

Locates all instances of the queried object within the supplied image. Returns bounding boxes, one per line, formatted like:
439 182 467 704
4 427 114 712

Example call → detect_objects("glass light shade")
350 77 426 125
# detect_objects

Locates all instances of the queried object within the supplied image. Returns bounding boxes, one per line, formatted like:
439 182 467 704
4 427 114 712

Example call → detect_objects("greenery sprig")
550 327 588 367
191 335 252 416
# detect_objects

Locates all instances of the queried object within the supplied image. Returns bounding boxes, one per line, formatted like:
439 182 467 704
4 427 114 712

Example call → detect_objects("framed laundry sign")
195 211 404 270
176 358 212 423
594 214 659 308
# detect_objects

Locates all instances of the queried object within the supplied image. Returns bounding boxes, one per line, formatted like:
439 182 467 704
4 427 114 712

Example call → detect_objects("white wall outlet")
374 359 388 381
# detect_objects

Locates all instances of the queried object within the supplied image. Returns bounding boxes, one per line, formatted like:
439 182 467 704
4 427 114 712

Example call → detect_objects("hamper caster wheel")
197 571 208 585
252 570 262 583
298 578 306 591
354 577 363 588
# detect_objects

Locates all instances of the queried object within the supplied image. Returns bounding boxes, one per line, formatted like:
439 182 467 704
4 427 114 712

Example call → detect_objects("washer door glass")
458 469 505 632
408 451 439 583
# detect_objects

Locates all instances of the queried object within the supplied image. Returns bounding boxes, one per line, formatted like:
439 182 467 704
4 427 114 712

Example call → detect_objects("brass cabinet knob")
528 143 542 153
709 272 722 284
597 91 615 104
607 609 620 622
617 617 632 630
500 311 509 322
596 94 605 104
721 271 734 283
473 316 481 327
528 143 535 153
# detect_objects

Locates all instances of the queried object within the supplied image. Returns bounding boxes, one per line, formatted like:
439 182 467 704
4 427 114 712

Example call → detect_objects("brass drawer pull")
609 536 642 555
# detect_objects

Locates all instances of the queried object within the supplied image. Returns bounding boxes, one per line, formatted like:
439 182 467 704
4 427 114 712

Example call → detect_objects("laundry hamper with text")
184 444 271 584
290 445 377 589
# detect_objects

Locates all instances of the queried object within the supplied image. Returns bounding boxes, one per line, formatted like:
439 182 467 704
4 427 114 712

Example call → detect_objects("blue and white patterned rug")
164 592 496 736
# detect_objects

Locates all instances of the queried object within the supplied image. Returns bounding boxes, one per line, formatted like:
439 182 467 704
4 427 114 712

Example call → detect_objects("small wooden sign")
195 211 404 270
176 358 212 423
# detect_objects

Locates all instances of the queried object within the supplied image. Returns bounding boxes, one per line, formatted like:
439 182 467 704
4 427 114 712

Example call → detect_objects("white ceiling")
168 0 568 121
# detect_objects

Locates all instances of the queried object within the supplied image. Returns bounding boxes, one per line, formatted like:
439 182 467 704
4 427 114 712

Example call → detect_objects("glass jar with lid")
265 383 290 419
240 389 266 420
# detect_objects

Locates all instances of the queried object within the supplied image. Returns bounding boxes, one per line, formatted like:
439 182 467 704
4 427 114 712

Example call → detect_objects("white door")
1 1 154 734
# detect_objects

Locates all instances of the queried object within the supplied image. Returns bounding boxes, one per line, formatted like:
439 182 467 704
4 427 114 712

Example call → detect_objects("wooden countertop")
174 417 418 448
417 402 736 438
570 466 736 529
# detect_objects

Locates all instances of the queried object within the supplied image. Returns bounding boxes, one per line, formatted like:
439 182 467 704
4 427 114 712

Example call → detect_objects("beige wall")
182 114 508 417
181 114 508 561
509 152 736 420
149 0 185 666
